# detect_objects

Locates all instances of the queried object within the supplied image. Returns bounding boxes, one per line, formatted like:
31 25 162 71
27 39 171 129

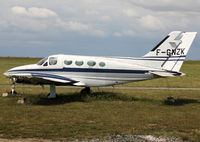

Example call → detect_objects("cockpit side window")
37 57 48 65
49 57 57 65
43 62 48 66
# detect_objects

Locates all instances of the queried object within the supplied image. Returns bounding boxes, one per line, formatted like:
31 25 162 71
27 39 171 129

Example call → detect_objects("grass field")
0 58 200 141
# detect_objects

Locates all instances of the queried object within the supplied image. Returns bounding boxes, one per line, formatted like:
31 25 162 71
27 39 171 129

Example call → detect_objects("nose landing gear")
10 78 17 95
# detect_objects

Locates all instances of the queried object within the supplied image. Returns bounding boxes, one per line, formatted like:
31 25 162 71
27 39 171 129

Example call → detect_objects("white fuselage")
4 54 162 87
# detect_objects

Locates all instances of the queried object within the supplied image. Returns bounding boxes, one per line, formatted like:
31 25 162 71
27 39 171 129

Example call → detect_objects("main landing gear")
80 87 91 94
47 85 90 98
47 84 57 99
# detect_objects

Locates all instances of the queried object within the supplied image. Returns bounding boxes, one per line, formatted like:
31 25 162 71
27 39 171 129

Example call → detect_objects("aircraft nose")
4 71 9 77
4 68 14 77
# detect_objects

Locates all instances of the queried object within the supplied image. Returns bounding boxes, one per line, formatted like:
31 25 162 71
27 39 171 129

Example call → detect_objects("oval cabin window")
75 61 84 66
87 61 96 66
99 62 105 67
64 60 72 65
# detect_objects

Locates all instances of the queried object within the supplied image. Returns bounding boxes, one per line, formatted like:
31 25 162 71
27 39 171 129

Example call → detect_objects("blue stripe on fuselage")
9 68 149 74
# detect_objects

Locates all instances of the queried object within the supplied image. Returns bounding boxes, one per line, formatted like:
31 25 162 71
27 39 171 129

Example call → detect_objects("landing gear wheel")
9 90 17 95
10 83 17 95
47 93 57 99
80 87 91 94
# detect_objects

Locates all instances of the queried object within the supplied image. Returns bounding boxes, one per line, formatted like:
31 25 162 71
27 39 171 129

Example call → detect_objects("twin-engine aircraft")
4 31 197 98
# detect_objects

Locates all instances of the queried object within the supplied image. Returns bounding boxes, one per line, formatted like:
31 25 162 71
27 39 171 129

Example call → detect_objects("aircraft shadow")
25 92 199 106
164 98 199 106
30 92 136 106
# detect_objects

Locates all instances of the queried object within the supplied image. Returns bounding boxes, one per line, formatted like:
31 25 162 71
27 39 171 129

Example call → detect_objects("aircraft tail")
143 31 197 72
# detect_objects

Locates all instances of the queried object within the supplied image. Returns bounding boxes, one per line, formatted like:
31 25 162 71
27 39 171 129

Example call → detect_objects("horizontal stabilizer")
151 71 185 77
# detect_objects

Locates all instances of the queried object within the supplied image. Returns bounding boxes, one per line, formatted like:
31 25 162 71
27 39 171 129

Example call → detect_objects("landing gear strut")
10 78 17 95
47 84 57 99
10 84 17 95
80 87 91 94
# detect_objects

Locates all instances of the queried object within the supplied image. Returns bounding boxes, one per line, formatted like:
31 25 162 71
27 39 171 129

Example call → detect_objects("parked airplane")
4 31 197 98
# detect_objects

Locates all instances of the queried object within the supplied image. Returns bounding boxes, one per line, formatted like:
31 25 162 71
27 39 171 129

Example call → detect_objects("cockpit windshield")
37 57 48 65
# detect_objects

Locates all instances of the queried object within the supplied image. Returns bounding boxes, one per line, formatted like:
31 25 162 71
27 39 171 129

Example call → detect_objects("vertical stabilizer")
143 31 197 72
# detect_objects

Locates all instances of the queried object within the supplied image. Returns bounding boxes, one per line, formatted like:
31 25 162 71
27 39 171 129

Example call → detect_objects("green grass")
0 58 200 141
0 87 200 141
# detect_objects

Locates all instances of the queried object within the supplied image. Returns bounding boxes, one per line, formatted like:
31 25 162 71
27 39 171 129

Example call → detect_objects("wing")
9 72 78 85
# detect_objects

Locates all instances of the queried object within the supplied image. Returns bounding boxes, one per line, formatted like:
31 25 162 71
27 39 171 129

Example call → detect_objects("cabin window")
87 61 96 66
37 57 48 65
49 57 57 65
99 62 105 67
64 60 72 65
75 61 84 66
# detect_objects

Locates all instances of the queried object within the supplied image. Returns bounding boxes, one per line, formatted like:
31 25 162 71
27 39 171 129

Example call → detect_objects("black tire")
80 87 91 94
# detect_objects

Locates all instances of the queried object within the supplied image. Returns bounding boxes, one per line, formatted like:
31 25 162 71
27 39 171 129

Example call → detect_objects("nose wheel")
80 87 91 94
10 84 17 95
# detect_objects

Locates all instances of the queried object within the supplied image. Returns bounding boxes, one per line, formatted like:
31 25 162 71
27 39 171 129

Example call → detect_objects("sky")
0 0 200 59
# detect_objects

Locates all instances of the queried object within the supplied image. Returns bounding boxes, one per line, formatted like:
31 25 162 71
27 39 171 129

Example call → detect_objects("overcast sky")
0 0 200 59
